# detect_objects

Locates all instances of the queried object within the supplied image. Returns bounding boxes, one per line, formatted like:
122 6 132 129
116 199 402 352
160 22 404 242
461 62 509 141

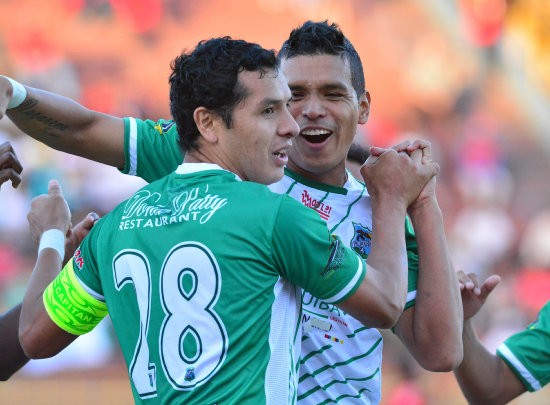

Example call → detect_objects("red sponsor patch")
301 190 333 220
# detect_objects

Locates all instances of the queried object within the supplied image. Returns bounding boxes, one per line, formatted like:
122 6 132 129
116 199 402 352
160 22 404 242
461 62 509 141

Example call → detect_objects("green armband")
43 260 108 335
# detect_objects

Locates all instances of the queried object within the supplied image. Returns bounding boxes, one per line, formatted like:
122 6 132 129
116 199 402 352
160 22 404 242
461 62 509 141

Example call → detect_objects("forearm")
455 320 517 404
6 86 124 167
0 303 29 380
361 198 409 326
19 250 76 358
401 197 463 370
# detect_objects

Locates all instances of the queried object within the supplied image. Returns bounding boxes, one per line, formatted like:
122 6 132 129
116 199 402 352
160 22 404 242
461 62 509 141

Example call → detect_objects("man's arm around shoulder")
1 76 125 168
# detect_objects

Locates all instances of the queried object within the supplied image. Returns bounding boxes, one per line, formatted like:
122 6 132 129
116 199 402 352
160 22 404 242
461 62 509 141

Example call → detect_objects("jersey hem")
497 343 541 392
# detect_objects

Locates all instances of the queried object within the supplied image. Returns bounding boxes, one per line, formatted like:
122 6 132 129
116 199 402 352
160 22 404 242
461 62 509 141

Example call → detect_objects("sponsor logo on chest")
301 190 333 220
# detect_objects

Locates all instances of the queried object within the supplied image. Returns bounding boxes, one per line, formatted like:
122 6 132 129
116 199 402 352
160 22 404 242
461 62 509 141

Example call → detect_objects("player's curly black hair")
278 20 365 100
169 37 278 152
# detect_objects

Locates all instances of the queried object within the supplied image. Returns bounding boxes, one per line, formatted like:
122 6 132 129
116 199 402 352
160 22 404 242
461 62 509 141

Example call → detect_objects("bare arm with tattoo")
0 77 125 168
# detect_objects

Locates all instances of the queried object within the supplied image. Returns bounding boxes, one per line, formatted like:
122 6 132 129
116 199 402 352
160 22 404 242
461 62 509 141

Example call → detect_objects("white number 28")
113 242 228 399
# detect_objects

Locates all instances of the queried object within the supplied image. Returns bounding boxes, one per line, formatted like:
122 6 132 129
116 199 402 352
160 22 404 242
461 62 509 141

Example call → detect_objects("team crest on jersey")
73 247 84 270
184 367 196 381
350 222 372 258
154 121 175 135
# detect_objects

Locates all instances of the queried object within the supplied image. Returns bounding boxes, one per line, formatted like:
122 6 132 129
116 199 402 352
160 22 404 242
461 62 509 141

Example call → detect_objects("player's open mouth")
300 128 332 144
272 148 289 166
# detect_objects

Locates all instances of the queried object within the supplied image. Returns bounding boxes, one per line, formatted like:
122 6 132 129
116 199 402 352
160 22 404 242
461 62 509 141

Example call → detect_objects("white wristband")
38 229 65 260
1 76 27 109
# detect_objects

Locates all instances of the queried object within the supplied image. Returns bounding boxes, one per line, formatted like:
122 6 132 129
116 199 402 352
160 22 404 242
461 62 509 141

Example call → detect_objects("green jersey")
497 300 550 392
121 118 182 182
44 164 367 404
119 117 420 404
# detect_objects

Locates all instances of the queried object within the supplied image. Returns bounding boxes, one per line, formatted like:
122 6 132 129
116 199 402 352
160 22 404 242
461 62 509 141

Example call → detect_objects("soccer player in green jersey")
454 271 550 404
1 21 462 403
18 37 438 404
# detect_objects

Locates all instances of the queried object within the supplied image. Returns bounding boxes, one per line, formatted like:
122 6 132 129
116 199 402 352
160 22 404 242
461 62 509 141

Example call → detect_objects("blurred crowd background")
1 0 549 403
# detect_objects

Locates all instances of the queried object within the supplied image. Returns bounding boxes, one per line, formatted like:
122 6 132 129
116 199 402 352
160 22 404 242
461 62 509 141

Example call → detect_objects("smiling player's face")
219 69 299 185
281 54 370 186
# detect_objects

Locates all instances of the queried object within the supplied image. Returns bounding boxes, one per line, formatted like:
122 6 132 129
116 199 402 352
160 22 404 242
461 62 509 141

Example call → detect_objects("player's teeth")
301 129 330 136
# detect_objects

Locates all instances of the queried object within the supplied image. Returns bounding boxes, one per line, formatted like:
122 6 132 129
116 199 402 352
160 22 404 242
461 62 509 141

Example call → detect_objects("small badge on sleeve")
184 367 196 381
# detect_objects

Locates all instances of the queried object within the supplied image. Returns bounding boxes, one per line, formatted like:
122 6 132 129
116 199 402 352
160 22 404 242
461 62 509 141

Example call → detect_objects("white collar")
175 163 242 181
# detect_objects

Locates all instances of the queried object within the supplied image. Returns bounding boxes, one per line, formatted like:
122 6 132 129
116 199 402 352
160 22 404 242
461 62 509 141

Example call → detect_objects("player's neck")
286 160 347 188
183 151 208 164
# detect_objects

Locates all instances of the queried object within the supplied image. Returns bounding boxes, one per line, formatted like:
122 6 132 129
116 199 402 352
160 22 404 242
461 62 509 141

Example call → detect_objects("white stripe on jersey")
128 117 138 176
325 256 365 304
407 290 417 303
265 278 302 404
270 171 414 405
74 271 106 302
498 343 542 391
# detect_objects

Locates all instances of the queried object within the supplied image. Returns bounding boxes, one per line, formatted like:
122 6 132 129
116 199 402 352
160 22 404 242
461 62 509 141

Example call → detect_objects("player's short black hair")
169 37 278 152
278 20 365 100
347 142 370 165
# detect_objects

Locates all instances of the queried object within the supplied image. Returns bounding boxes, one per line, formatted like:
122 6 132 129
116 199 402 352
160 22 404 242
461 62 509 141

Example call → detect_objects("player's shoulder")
124 117 178 136
232 181 312 220
237 181 295 204
533 300 550 326
107 178 170 220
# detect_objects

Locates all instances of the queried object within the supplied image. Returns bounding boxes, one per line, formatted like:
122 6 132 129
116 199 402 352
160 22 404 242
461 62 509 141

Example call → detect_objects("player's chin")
255 166 285 186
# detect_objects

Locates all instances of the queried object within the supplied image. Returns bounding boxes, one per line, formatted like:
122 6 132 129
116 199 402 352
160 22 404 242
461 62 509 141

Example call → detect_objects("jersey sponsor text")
119 186 227 230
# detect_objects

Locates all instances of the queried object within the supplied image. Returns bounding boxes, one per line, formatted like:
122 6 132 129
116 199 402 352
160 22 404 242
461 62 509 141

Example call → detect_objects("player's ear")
193 106 219 144
358 90 370 125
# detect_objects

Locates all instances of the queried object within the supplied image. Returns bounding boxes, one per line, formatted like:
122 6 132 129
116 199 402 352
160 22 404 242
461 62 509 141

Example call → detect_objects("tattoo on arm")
12 98 69 134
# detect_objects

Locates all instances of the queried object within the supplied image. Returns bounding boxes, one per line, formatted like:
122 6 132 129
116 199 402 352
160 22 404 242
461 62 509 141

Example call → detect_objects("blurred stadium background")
1 0 550 403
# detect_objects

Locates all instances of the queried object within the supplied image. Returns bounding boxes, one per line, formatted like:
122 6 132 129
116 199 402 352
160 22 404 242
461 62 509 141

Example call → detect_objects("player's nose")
279 106 299 139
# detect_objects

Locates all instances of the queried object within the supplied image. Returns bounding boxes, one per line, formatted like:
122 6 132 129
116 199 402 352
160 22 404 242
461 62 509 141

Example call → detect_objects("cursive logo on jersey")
119 186 227 230
122 191 171 219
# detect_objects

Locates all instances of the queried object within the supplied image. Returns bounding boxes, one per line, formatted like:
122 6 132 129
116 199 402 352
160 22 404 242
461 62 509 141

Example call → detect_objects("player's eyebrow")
288 84 305 91
320 83 348 92
259 97 288 108
289 82 349 92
